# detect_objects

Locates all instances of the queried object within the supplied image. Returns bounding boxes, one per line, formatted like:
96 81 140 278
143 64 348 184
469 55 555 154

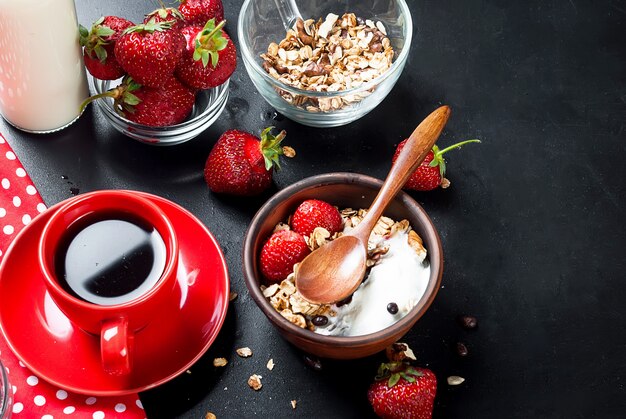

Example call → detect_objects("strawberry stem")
79 90 119 113
435 139 481 157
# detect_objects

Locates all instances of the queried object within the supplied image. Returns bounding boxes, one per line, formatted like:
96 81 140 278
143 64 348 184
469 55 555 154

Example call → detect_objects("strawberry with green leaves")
178 0 224 25
79 16 134 80
114 20 185 88
368 361 437 419
393 139 481 191
291 200 343 236
143 5 185 28
80 76 195 127
260 230 311 284
175 19 236 89
204 127 294 196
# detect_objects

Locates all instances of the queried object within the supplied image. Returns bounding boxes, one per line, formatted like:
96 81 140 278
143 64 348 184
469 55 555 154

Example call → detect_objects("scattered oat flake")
205 413 217 419
283 146 296 158
397 342 417 360
237 347 253 357
229 291 238 301
248 374 263 390
266 359 275 370
447 375 465 386
213 357 228 367
291 400 297 409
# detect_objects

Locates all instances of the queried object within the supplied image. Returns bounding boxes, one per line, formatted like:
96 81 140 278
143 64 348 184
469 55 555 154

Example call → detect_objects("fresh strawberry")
260 230 311 283
175 19 236 89
392 139 481 191
80 76 195 127
114 20 185 88
204 127 294 196
79 16 134 80
368 361 437 419
179 0 224 25
143 6 186 29
290 200 343 237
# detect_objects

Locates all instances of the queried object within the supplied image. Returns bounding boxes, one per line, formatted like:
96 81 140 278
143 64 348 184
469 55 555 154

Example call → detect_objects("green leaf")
388 373 400 387
123 92 141 106
208 51 219 67
201 50 210 67
429 159 438 167
95 46 108 63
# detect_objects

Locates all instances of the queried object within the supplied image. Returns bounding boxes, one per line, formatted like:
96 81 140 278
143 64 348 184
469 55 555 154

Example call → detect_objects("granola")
261 207 428 334
260 13 395 112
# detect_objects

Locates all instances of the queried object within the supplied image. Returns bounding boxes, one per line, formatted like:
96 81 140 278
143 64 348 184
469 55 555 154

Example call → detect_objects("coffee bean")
387 302 399 315
456 342 469 357
458 315 478 329
312 315 328 326
303 355 323 372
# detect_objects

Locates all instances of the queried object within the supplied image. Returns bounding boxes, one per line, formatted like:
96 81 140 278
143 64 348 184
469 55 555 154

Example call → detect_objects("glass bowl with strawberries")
237 0 412 127
242 172 443 359
81 10 234 145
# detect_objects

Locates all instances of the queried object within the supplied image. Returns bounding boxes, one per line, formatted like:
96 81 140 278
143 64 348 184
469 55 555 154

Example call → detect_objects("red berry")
79 16 134 80
260 230 311 283
368 364 437 419
179 0 224 25
81 76 195 127
291 199 343 237
175 20 236 89
114 20 185 88
392 139 481 191
204 127 290 196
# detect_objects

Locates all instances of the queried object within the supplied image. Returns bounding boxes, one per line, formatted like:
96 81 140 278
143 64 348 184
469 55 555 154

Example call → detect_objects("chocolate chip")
458 315 478 329
312 315 328 326
456 342 469 357
303 355 323 371
387 302 399 315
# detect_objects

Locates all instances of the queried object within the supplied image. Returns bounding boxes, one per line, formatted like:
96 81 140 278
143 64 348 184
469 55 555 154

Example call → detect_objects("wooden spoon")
295 105 451 304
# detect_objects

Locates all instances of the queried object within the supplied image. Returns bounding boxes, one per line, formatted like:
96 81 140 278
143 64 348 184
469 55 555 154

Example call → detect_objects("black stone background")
1 0 625 417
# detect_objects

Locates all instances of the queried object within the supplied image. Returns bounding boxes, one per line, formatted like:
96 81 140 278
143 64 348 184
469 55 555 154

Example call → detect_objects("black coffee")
54 213 167 306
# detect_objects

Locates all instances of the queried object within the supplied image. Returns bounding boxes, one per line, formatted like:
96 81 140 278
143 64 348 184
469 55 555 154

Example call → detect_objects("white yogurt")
0 0 88 132
315 232 430 337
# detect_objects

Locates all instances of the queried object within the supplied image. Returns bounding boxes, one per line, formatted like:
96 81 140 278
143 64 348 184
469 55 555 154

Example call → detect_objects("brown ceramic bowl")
242 173 443 359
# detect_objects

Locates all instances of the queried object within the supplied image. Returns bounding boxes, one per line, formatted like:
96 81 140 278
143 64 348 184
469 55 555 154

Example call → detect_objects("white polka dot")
0 207 5 217
15 167 26 177
63 406 76 414
22 214 31 225
0 136 5 143
5 151 15 160
37 203 46 213
34 395 46 406
12 402 23 413
85 397 97 405
0 249 3 257
93 411 105 419
12 385 16 394
114 403 126 412
26 185 37 195
3 225 14 235
56 389 68 400
18 361 25 367
12 196 20 207
136 399 144 409
26 375 39 386
42 415 54 419
1 178 9 189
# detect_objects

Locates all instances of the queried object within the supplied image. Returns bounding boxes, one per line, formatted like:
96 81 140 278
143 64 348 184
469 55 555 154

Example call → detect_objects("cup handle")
100 317 132 376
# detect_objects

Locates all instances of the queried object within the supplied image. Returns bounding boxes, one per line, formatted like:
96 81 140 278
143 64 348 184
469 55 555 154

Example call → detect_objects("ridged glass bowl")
238 0 412 127
88 75 229 146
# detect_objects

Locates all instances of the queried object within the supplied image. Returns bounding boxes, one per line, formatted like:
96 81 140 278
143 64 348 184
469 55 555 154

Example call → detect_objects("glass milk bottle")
0 0 88 133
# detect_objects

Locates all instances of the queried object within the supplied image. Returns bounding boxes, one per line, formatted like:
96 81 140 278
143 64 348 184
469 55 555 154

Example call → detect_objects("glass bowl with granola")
237 0 413 127
243 173 443 359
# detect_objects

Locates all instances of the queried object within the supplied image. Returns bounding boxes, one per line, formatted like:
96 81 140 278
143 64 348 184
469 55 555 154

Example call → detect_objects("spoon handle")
353 106 451 241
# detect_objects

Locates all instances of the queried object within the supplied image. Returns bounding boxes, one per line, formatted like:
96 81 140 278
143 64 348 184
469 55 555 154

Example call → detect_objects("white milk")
0 0 88 133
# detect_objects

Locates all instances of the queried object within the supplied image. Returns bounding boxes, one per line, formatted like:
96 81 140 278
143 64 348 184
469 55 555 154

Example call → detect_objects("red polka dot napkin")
0 132 146 418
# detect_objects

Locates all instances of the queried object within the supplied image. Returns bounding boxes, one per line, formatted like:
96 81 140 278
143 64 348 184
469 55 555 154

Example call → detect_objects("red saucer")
0 192 230 396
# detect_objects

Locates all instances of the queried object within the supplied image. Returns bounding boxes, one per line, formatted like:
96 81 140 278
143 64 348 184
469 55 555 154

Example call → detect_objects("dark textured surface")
1 0 625 418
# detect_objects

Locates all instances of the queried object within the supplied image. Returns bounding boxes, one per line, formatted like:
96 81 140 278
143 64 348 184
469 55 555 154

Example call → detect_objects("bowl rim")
242 172 443 347
87 74 230 131
236 0 413 98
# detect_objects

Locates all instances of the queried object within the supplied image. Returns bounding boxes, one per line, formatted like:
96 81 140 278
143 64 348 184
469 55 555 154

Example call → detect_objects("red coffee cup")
38 190 179 376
